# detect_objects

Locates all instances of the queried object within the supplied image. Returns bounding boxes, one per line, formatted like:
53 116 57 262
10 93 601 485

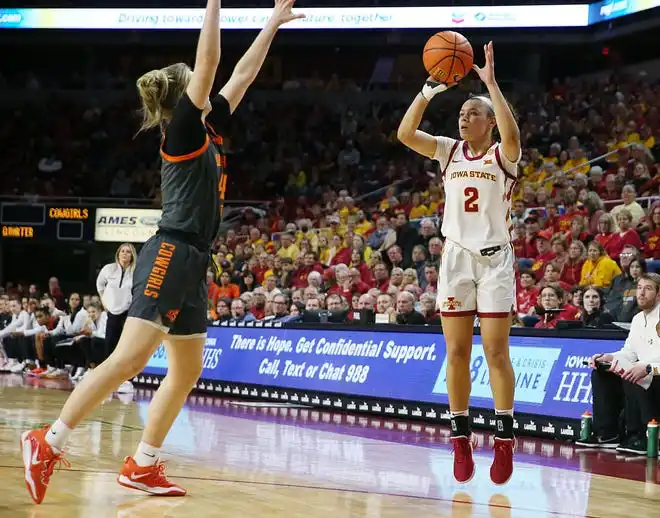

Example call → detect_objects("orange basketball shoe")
117 456 186 496
20 426 70 504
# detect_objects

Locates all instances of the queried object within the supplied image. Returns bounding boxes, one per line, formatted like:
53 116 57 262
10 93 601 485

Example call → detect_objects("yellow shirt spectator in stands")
355 218 374 237
409 191 430 220
580 243 622 288
276 234 300 262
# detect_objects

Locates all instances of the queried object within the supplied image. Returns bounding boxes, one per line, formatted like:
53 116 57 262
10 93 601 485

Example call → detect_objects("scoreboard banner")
0 203 94 241
141 324 626 437
94 207 161 243
0 6 591 30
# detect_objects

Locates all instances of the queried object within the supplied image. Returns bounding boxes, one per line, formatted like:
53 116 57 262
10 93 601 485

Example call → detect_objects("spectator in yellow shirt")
354 210 374 236
409 192 429 220
580 242 622 288
276 233 300 262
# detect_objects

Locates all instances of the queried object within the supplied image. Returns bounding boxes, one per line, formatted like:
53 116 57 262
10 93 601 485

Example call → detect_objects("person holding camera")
577 273 660 454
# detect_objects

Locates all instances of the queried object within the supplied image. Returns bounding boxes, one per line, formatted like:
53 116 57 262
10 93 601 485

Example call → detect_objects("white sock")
495 408 514 416
134 441 160 467
45 419 72 452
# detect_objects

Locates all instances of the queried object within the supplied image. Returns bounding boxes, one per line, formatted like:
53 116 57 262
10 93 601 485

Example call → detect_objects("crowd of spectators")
1 59 660 346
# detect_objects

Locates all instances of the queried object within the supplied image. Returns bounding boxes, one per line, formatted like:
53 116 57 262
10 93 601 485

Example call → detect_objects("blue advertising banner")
143 326 624 420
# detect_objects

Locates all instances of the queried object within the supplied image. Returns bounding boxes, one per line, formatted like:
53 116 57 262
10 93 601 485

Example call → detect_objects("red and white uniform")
434 137 519 317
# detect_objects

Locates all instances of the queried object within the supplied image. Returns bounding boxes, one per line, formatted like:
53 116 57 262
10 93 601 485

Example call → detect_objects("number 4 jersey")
434 137 519 254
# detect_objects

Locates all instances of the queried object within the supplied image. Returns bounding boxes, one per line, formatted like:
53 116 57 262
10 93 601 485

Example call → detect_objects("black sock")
495 414 514 439
451 415 471 437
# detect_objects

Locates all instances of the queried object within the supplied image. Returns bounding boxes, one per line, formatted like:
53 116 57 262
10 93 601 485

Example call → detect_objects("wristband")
421 79 448 102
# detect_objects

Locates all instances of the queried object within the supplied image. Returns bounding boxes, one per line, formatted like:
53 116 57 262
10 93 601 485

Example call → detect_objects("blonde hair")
115 243 137 271
136 63 192 132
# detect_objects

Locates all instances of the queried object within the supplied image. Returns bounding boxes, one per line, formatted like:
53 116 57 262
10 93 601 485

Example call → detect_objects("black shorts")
128 232 209 336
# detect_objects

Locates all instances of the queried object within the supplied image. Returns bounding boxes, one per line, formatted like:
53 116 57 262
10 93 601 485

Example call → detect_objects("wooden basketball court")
1 375 659 517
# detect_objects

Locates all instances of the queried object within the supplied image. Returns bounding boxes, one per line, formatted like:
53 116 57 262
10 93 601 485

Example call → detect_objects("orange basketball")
423 31 474 85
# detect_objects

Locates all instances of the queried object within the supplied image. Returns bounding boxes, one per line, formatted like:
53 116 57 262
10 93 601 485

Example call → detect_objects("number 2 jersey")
433 137 519 254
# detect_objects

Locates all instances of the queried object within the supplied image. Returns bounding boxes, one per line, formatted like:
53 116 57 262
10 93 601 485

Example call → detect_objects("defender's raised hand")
271 0 305 26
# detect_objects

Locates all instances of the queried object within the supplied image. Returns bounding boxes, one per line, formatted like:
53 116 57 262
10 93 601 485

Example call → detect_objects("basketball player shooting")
397 40 520 485
19 0 304 505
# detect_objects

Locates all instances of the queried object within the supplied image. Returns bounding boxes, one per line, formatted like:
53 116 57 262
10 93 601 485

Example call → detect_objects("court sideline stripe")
0 464 597 517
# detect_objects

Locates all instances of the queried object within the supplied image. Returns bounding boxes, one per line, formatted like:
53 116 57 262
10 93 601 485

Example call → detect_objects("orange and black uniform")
129 93 229 336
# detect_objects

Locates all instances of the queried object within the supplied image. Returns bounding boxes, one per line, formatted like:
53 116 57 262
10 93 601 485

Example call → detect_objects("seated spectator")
531 230 556 278
266 293 290 322
395 291 426 325
376 293 396 323
209 298 232 325
356 293 375 311
561 241 586 286
604 245 640 316
611 185 645 230
217 271 240 300
277 232 301 261
577 274 660 454
349 249 374 286
390 267 404 290
348 268 371 294
427 237 443 263
645 201 660 260
423 262 439 293
71 302 107 378
419 292 441 324
289 301 305 319
563 214 592 247
517 269 539 321
305 296 322 311
0 297 31 373
539 261 572 293
580 242 622 288
229 299 256 324
612 258 646 323
250 288 267 320
291 251 324 289
580 287 614 328
239 271 257 294
403 268 419 287
609 210 643 260
595 213 617 258
372 262 390 292
534 285 573 329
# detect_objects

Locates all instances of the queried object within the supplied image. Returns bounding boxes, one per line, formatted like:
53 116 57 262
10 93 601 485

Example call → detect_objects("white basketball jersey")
434 137 519 254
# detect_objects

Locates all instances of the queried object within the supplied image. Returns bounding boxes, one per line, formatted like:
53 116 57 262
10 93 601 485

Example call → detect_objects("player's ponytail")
136 63 192 133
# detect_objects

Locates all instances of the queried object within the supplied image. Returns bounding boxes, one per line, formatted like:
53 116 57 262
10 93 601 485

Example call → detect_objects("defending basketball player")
19 0 304 505
397 41 520 485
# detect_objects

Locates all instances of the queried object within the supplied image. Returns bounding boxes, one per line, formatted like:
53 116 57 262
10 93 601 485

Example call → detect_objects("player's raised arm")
397 79 451 159
472 41 520 162
186 0 222 110
219 0 304 113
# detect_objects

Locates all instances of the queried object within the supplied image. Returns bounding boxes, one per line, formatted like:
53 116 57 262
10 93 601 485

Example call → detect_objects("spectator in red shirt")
556 198 579 234
250 288 267 320
539 261 572 293
583 191 606 236
608 209 643 260
516 269 539 318
523 216 541 259
544 201 561 232
512 221 527 260
561 241 586 286
423 263 439 294
534 285 573 329
290 251 324 289
350 249 374 286
531 230 556 278
563 214 592 247
550 235 568 267
372 262 391 292
594 213 617 257
645 201 660 259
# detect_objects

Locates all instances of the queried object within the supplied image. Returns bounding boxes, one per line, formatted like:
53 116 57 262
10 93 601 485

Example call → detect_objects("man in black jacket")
395 291 426 325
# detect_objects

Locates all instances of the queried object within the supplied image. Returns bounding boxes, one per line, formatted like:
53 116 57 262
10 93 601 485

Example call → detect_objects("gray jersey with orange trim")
159 132 226 247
